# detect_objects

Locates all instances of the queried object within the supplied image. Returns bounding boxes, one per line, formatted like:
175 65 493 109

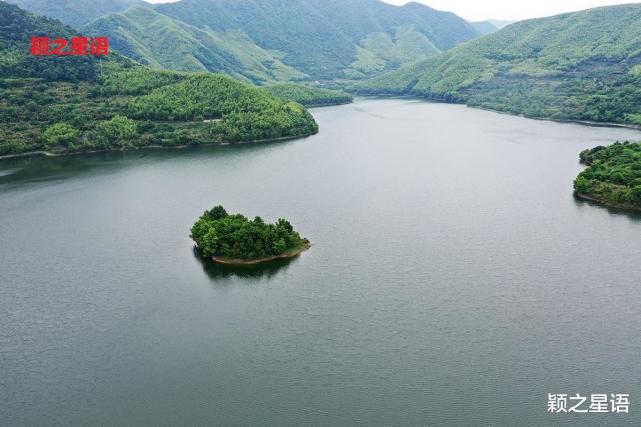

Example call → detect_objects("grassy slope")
83 5 306 84
355 4 641 125
156 0 480 80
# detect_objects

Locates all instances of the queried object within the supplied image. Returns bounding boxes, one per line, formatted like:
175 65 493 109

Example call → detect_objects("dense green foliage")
574 142 641 210
0 2 98 81
0 3 318 156
83 5 305 84
5 0 142 28
9 0 481 82
264 84 353 107
355 4 641 125
0 66 318 155
43 122 77 147
190 206 309 260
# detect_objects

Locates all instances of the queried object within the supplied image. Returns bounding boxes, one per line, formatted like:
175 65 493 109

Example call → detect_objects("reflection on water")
193 247 299 280
0 152 135 187
0 138 306 190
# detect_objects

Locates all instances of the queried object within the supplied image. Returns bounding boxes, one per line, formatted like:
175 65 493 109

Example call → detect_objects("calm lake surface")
1 99 641 426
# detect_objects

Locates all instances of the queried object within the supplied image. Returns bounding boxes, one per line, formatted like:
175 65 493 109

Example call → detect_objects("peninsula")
574 141 641 212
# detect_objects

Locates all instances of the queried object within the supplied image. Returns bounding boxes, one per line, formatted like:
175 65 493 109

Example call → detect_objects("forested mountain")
0 2 317 156
83 5 306 84
5 0 143 28
153 0 480 80
355 4 641 125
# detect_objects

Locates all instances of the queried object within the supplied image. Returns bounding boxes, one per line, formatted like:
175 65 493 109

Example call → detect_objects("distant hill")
154 0 480 80
5 0 143 28
354 4 641 125
486 19 516 29
469 21 498 35
83 5 306 84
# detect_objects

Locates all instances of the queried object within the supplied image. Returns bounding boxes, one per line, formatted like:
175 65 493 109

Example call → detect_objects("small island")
574 141 641 211
190 206 310 265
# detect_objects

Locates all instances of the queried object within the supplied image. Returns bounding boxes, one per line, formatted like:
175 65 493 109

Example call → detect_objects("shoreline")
0 131 318 162
211 243 311 265
575 192 641 213
305 100 353 108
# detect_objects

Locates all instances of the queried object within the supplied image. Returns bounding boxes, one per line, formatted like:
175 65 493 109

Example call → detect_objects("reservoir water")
1 99 641 426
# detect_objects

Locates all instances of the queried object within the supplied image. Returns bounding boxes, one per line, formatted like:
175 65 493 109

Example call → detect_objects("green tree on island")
190 206 310 262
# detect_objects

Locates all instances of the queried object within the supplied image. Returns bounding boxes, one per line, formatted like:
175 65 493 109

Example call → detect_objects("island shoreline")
575 192 641 213
211 243 311 265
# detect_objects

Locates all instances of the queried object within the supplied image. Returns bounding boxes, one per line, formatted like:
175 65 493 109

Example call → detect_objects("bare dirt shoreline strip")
211 243 311 265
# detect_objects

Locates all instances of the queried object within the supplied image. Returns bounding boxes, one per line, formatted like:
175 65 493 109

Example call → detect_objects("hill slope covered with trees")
83 5 306 84
355 4 641 125
0 2 318 157
150 0 480 80
8 0 481 82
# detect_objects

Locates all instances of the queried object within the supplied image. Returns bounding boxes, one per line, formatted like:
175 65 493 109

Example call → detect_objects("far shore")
354 94 641 130
211 243 311 265
305 99 353 108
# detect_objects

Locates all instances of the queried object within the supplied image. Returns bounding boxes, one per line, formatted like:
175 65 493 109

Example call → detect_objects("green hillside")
155 0 480 80
355 4 641 125
0 2 318 157
5 0 142 28
5 0 481 82
264 84 352 107
83 5 306 84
